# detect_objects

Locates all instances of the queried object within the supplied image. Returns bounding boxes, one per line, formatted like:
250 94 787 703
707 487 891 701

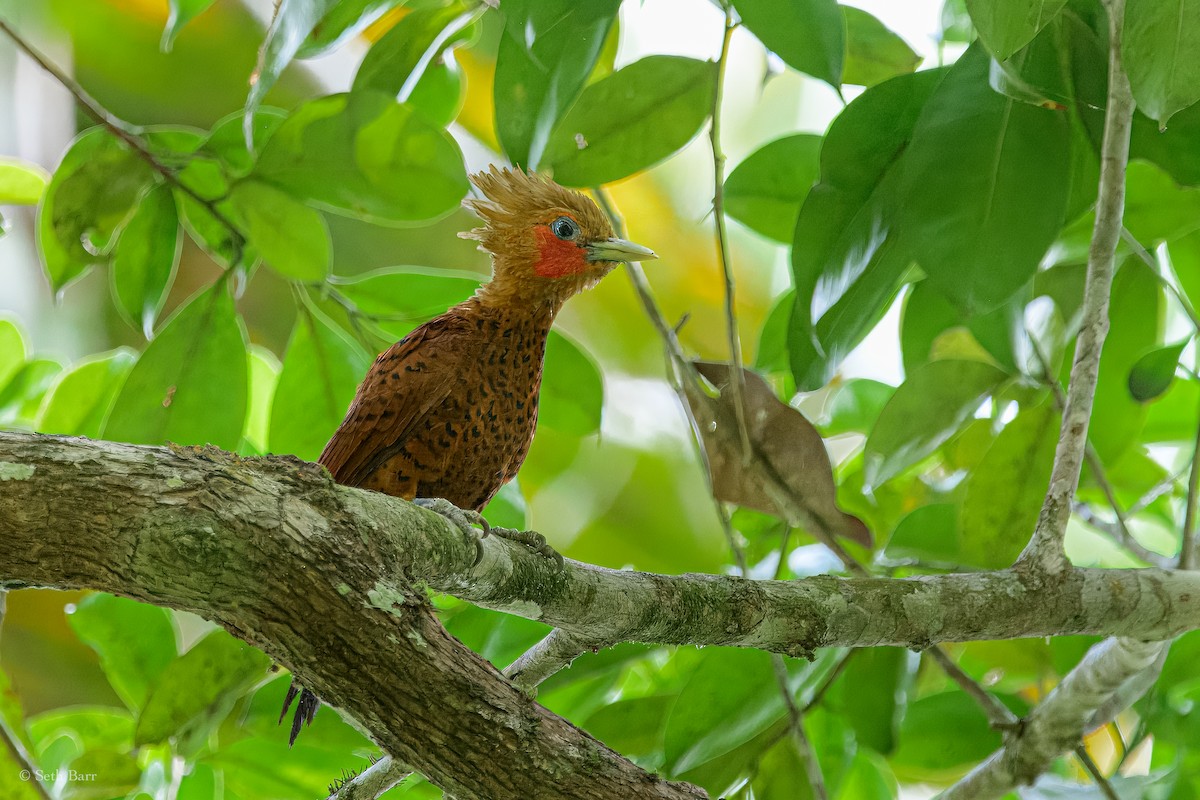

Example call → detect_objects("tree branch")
1018 0 1135 575
0 432 703 800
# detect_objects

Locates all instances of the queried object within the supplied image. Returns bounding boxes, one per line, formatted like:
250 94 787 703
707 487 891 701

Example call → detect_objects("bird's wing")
318 313 474 488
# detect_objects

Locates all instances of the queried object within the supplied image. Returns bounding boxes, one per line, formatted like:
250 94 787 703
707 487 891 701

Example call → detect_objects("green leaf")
228 179 331 281
842 6 922 88
724 134 822 243
68 594 178 712
37 128 156 291
0 157 49 204
884 503 964 565
269 305 372 461
1091 259 1163 461
333 266 481 331
162 0 217 50
352 2 471 97
1123 0 1200 127
731 0 844 86
104 284 248 449
245 0 341 134
897 44 1071 313
662 648 786 775
820 379 895 436
585 696 673 759
441 604 549 668
828 648 916 754
297 0 407 58
1129 339 1188 403
542 56 717 187
789 68 947 390
864 359 1007 489
891 692 1004 772
966 0 1068 60
253 92 468 222
1123 159 1200 245
245 345 281 454
0 359 63 427
111 183 181 334
36 349 137 438
542 331 603 436
493 0 620 168
755 290 795 380
960 401 1060 568
751 734 815 800
28 706 135 756
0 316 27 392
135 629 270 746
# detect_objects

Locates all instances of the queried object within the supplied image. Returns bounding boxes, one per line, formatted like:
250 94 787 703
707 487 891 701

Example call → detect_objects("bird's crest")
460 166 612 253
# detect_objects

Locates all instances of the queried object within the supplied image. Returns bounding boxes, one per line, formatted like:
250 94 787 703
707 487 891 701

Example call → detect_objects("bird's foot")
487 526 565 571
414 497 487 566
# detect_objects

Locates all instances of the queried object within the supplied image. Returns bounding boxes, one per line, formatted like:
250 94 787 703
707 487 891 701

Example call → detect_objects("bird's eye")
551 216 580 241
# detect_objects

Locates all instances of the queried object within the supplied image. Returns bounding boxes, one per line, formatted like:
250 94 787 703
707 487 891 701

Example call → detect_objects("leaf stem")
709 9 752 463
0 16 247 267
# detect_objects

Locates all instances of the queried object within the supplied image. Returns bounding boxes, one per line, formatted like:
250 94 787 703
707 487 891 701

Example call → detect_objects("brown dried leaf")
686 361 871 547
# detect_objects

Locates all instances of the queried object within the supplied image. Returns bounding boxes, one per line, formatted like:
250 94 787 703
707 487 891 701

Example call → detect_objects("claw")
489 526 566 571
414 497 486 566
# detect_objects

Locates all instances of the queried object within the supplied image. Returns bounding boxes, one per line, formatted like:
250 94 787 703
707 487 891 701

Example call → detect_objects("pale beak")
586 237 658 263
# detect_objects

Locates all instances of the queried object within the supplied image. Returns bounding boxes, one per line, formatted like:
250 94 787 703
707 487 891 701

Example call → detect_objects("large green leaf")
68 594 178 712
663 648 834 776
884 503 964 565
542 331 603 436
827 648 916 754
0 157 49 205
135 630 270 747
111 183 181 333
724 134 822 243
37 128 156 291
966 0 1068 61
731 0 844 86
104 284 248 449
227 179 331 281
493 0 620 168
253 92 468 222
960 401 1059 568
897 43 1071 313
788 69 947 390
584 696 673 759
891 692 1005 774
842 6 922 88
36 349 136 438
864 359 1008 489
245 0 340 133
269 305 372 461
353 2 472 98
333 266 481 322
1123 0 1200 127
542 56 716 187
0 359 63 428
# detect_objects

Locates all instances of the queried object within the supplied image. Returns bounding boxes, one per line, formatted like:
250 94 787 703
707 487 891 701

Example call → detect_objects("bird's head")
461 166 656 304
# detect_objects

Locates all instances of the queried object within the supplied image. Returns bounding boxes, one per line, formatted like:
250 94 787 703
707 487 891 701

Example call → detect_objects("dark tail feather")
279 681 320 746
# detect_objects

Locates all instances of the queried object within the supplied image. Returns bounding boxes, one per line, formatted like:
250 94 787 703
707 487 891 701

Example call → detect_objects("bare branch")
1019 0 1136 575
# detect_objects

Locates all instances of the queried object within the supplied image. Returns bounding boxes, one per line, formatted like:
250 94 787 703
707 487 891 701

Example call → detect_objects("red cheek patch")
533 226 589 278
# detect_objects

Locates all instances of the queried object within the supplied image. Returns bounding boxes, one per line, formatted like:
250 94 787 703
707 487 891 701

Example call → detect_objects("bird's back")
319 297 553 511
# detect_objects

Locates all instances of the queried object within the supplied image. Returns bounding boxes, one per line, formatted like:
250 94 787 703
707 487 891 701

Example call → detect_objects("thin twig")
503 629 591 690
771 653 826 800
928 647 1017 727
1181 390 1200 569
709 9 752 462
1074 747 1122 800
1018 0 1136 576
0 16 246 266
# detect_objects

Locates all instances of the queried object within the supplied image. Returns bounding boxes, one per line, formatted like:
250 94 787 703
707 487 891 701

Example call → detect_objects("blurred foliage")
1 0 1200 797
